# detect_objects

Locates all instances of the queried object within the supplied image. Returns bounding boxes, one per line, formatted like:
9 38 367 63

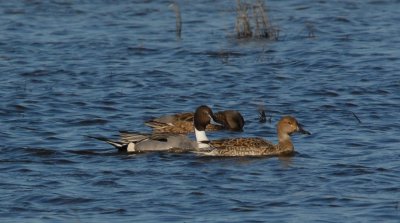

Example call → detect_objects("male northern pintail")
195 116 311 157
89 105 217 153
145 109 244 134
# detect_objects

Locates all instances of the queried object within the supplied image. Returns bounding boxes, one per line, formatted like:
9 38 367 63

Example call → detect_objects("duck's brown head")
214 110 245 131
194 105 217 131
277 116 310 136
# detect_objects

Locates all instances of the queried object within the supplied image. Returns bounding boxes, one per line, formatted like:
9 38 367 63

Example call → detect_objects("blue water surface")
0 0 399 222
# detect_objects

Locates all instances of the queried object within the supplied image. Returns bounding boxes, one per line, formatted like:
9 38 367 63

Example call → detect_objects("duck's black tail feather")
86 135 126 151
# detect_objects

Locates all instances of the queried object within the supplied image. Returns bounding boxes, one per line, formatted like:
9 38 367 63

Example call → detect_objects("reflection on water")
277 156 293 168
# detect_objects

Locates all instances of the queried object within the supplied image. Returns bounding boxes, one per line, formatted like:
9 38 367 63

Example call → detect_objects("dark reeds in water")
351 111 362 124
169 2 182 39
305 22 316 38
235 0 279 40
253 0 279 40
257 105 272 123
235 0 252 38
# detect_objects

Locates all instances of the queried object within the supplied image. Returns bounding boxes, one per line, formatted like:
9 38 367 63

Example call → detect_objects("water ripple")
1 0 399 222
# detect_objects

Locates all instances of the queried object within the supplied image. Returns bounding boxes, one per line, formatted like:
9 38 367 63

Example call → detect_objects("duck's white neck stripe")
195 128 209 149
195 128 209 142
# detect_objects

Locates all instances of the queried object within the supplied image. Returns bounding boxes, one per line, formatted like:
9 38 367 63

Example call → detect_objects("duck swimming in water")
145 109 244 134
88 105 217 153
195 115 310 157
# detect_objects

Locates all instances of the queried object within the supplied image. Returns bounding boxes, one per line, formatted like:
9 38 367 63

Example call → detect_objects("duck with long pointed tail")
88 105 217 153
195 115 311 157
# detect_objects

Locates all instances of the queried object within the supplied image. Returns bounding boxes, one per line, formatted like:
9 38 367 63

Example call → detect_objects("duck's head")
277 116 311 136
194 105 217 131
214 110 245 131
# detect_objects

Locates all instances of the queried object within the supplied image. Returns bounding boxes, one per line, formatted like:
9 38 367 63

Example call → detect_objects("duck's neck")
277 132 294 153
195 128 210 149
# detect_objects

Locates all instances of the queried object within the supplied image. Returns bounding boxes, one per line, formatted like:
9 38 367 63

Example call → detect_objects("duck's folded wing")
210 137 270 147
119 131 152 144
144 120 173 129
148 132 184 141
198 137 276 156
119 131 183 143
146 112 194 125
172 112 194 122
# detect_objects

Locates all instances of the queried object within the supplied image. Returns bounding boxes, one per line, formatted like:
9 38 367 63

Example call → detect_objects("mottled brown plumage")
145 109 244 134
207 138 294 156
197 116 310 157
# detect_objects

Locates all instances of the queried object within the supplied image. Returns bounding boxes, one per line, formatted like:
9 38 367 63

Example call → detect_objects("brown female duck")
195 116 310 156
145 109 244 134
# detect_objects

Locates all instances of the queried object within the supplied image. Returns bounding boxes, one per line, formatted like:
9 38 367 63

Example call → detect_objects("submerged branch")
351 111 362 124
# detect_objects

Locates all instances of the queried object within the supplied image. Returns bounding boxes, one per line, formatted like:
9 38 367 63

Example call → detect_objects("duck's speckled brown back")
207 137 294 156
146 110 239 134
150 121 224 134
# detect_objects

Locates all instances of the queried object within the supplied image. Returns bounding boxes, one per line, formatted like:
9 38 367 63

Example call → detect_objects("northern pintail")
89 105 217 153
145 109 244 134
195 116 311 157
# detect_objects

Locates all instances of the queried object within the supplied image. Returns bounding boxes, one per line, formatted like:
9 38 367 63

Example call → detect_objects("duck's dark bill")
298 123 311 135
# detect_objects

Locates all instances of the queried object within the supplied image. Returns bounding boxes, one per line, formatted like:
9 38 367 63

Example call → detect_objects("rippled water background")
1 0 399 222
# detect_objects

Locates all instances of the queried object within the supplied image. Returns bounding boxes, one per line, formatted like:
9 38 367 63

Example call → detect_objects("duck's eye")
287 121 292 125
